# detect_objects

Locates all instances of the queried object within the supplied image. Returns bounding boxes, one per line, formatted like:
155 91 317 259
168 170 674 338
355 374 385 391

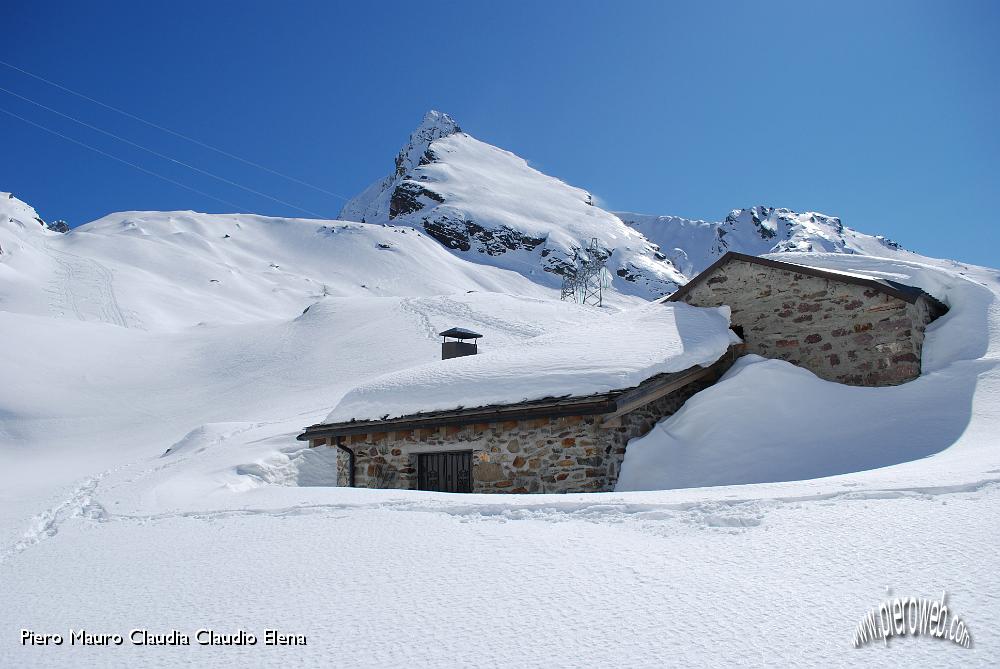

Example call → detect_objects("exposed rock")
422 215 544 255
388 181 444 219
46 219 70 234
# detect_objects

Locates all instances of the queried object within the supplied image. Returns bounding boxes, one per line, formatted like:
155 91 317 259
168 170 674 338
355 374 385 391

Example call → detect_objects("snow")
325 302 738 423
619 354 969 489
409 132 651 254
9 479 997 667
2 182 999 668
1 191 48 233
1 205 559 330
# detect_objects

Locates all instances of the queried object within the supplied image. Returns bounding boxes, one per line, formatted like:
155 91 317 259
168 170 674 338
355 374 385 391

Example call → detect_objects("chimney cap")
439 327 483 340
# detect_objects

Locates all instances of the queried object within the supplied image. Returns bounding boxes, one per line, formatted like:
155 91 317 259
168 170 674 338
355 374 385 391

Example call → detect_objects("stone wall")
677 257 944 386
308 374 717 494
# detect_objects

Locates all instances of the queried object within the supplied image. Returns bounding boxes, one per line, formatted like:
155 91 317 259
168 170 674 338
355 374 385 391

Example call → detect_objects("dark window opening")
417 451 473 493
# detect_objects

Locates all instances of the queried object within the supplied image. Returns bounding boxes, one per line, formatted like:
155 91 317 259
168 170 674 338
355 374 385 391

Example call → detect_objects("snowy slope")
0 290 605 495
0 193 63 315
617 206 913 277
339 111 688 299
1 204 559 330
0 219 614 561
1 191 49 235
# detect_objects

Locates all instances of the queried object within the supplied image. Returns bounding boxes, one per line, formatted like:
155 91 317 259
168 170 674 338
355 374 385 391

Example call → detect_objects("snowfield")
2 186 999 668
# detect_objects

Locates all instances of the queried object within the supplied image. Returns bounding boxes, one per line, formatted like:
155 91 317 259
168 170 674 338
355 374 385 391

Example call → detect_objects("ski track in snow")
434 294 546 338
396 295 547 344
44 243 142 329
118 477 999 528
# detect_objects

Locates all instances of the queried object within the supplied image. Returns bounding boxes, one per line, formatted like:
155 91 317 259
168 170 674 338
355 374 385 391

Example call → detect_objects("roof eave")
298 396 619 440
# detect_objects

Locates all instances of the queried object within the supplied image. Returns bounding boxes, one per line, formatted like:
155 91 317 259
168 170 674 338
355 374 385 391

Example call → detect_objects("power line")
0 58 353 203
0 105 248 212
0 84 329 219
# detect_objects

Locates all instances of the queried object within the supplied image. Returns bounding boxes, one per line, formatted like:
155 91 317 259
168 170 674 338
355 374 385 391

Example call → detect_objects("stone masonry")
674 256 946 386
309 375 716 494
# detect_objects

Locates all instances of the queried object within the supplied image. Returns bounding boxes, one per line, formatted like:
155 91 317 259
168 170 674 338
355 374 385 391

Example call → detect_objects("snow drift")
617 252 999 491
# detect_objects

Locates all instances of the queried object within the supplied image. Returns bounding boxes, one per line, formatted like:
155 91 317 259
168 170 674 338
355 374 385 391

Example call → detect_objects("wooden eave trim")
598 346 743 427
600 365 716 425
298 397 618 440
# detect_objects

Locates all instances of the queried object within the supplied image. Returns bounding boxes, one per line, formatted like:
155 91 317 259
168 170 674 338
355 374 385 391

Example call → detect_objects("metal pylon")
560 238 609 307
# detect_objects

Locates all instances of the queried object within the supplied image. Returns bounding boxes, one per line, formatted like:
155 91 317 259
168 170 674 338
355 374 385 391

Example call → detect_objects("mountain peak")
394 110 461 178
338 111 462 223
338 117 687 298
417 110 461 137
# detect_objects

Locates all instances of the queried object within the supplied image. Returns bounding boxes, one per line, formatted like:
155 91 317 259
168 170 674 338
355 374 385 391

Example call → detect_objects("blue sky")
2 1 997 266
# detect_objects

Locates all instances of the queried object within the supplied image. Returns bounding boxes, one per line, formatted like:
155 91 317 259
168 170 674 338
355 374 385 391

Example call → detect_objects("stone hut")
298 303 741 494
666 252 947 386
298 346 741 494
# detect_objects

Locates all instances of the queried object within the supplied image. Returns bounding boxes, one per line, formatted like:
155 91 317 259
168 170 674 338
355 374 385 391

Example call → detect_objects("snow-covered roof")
323 303 739 424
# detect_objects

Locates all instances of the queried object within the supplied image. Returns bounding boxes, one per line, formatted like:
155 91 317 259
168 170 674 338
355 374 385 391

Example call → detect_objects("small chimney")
439 327 482 360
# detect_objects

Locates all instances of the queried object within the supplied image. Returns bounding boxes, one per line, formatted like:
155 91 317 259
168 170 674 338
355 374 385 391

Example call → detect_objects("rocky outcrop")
388 182 444 219
422 215 546 256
